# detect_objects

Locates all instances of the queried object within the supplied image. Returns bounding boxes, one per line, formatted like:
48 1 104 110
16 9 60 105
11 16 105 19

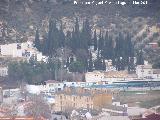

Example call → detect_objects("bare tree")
25 94 51 120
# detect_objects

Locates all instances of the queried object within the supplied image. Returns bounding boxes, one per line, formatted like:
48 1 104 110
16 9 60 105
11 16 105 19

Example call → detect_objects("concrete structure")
0 66 8 77
54 87 112 112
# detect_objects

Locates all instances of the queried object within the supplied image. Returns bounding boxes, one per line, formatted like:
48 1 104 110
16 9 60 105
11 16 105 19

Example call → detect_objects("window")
17 44 21 49
73 103 76 107
87 97 89 102
87 104 89 109
60 95 62 99
73 97 75 101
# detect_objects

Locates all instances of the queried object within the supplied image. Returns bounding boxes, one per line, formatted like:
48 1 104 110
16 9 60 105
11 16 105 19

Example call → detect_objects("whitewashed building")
136 65 153 79
0 42 47 62
136 65 160 79
85 71 104 83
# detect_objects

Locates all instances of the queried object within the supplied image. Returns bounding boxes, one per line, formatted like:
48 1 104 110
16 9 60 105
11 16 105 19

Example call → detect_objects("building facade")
136 65 160 79
0 42 47 62
54 87 112 112
85 71 104 83
0 66 8 77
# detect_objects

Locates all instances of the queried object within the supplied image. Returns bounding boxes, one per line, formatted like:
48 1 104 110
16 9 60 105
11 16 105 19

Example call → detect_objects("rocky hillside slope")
0 0 160 65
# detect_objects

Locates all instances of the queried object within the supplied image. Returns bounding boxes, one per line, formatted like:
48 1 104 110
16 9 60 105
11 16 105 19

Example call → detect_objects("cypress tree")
128 57 135 73
34 28 41 51
59 21 65 47
65 31 72 48
80 19 91 50
98 30 104 51
72 18 80 50
88 52 93 72
102 59 106 71
136 50 144 65
93 30 98 51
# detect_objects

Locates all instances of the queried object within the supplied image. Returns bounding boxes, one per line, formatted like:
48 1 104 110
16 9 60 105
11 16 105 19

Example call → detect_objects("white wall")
136 65 153 78
0 42 47 62
85 71 104 82
0 67 8 77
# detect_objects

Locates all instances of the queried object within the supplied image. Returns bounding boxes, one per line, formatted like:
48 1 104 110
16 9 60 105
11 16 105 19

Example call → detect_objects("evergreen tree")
65 31 72 48
115 32 124 58
128 57 136 73
71 18 81 51
80 19 91 50
98 30 104 51
43 20 61 56
93 30 98 51
59 21 65 47
34 29 41 51
66 57 70 68
136 50 144 65
87 52 93 72
101 32 114 60
115 57 121 71
102 59 106 71
69 61 85 73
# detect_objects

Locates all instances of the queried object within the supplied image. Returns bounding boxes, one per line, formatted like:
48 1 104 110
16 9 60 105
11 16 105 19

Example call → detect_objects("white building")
105 59 116 71
44 80 64 92
136 65 160 79
136 65 153 79
0 42 47 62
0 66 8 77
85 71 104 83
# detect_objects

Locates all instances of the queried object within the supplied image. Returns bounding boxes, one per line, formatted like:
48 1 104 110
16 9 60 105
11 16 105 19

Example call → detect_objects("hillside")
0 0 160 66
